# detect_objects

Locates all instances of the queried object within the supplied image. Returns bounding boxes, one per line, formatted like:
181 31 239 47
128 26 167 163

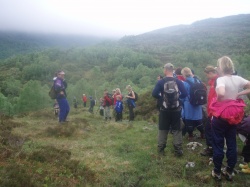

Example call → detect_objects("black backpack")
49 86 57 99
133 92 138 102
162 78 180 110
186 78 207 106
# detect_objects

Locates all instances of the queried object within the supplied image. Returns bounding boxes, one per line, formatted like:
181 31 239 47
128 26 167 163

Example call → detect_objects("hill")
120 14 250 56
0 108 249 186
0 31 113 59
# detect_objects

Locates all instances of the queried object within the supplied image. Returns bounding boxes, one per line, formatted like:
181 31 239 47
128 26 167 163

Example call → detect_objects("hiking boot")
242 168 250 174
175 150 183 157
221 167 233 181
211 170 222 181
239 163 249 169
200 147 213 157
157 148 165 156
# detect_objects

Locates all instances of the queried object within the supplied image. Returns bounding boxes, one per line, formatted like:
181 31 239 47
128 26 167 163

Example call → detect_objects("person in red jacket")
200 66 218 156
103 91 112 121
82 94 87 107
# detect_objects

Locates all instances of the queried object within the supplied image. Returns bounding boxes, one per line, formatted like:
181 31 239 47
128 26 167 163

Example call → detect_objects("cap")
163 63 174 70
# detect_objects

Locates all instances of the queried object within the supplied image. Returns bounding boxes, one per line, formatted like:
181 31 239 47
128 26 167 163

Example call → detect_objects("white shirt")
216 75 248 100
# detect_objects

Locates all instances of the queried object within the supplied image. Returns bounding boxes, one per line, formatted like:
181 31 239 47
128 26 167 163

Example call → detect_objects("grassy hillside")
0 107 249 186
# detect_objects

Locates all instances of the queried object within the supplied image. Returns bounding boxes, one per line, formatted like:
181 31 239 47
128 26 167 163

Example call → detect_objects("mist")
0 0 250 38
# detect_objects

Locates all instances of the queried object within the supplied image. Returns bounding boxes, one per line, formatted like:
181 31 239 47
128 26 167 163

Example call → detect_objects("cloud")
0 0 249 37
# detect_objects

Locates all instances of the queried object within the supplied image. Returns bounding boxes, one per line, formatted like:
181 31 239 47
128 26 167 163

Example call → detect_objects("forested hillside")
0 31 110 59
1 14 250 116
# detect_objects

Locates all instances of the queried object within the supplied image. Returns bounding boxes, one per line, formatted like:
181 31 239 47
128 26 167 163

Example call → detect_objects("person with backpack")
209 56 250 181
181 67 205 140
82 94 87 107
73 96 78 109
53 70 70 124
115 95 123 122
152 63 187 157
125 85 136 122
103 91 112 121
88 96 95 113
200 66 219 156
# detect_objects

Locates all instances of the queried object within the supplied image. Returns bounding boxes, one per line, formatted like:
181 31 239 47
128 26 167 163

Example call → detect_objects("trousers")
57 98 70 122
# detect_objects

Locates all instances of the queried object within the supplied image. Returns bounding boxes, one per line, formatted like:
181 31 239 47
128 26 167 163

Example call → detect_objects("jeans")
211 117 237 174
57 98 70 122
128 104 134 121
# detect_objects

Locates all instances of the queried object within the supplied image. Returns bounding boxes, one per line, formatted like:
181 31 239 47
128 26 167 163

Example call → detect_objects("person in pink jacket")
211 56 250 181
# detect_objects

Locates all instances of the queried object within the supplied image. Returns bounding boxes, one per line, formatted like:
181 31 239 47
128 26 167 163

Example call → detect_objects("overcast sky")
0 0 249 37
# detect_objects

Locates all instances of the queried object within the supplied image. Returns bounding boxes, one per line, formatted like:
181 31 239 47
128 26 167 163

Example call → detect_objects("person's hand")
60 91 64 95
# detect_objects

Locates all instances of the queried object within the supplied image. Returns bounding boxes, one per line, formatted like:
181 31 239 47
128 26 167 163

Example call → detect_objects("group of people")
152 56 250 181
52 70 137 123
52 56 250 181
99 86 136 122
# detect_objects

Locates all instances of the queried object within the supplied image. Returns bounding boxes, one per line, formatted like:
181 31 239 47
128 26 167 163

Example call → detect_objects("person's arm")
176 80 187 99
237 81 250 98
152 81 162 99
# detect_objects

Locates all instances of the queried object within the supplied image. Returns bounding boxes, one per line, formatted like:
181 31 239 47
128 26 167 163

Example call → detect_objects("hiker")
200 66 219 156
113 88 123 105
82 94 87 107
181 67 205 140
53 100 59 116
88 96 95 113
152 63 187 156
210 56 250 181
103 91 112 121
157 75 163 80
115 95 123 122
73 96 78 109
175 67 185 81
125 85 136 121
54 70 70 123
99 97 104 116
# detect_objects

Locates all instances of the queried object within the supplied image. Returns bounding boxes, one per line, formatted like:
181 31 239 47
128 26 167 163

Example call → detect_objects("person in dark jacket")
89 96 95 113
125 85 136 121
152 63 187 157
54 71 70 123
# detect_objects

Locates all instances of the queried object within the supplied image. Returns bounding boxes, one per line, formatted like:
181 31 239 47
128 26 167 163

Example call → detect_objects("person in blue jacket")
54 71 70 124
152 63 187 156
115 95 123 121
181 67 204 140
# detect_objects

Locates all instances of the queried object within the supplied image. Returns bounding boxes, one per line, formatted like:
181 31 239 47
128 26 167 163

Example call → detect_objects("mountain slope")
0 31 112 59
119 14 250 56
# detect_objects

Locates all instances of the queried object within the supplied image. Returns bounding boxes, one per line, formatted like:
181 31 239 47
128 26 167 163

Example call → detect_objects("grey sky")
0 0 249 37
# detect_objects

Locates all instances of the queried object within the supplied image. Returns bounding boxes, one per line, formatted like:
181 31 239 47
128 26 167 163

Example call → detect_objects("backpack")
49 86 57 99
162 78 180 110
133 92 138 102
186 78 207 106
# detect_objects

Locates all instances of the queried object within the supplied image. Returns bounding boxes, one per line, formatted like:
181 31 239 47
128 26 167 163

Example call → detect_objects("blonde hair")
116 88 121 94
126 85 132 91
181 67 193 78
217 56 234 75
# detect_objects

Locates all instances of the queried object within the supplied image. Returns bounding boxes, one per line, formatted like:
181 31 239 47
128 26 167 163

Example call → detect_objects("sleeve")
216 77 225 89
152 81 162 99
176 79 187 99
237 76 249 88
